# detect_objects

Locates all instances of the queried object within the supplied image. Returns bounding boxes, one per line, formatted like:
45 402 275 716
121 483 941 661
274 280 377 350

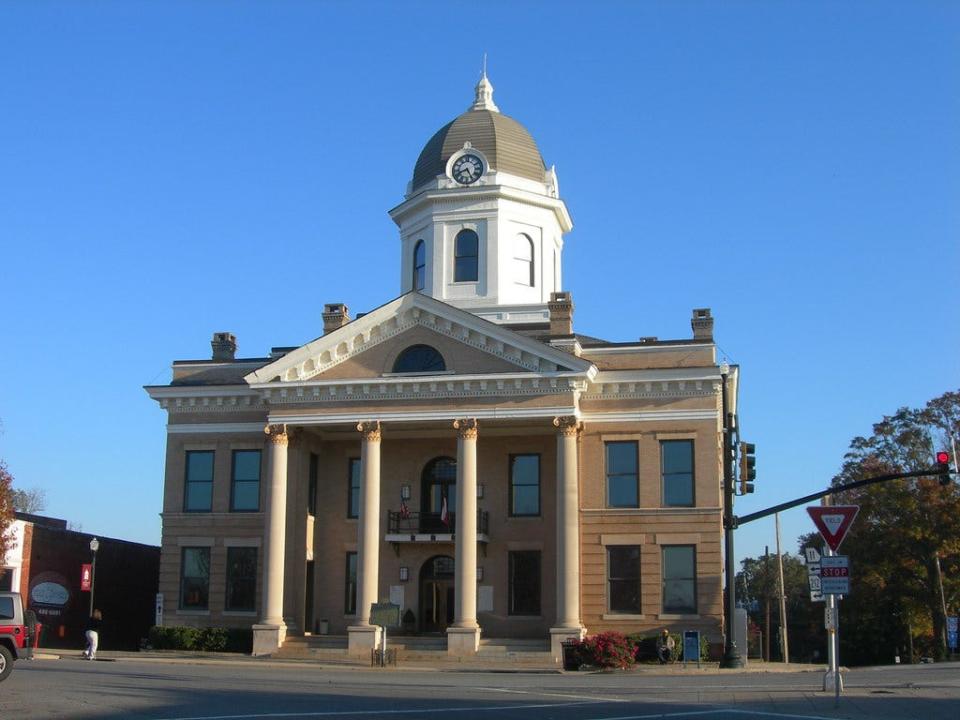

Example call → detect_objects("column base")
252 622 287 657
347 625 382 658
446 626 481 656
550 625 585 662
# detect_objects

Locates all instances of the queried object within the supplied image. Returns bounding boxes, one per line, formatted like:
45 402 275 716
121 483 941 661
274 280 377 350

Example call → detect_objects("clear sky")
1 1 957 568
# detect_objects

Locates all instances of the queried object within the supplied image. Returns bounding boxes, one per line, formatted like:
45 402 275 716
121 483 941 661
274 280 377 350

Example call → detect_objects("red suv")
0 591 33 681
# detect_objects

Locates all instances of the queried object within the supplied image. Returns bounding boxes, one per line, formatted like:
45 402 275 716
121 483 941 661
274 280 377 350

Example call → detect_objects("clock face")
452 154 483 185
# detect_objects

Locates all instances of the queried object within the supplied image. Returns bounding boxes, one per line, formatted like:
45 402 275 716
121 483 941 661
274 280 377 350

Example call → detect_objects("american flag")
399 497 411 519
440 496 449 526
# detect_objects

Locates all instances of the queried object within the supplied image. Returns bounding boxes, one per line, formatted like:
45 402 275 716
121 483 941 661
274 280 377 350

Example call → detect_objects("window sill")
602 613 646 620
658 613 700 620
223 610 257 617
506 615 543 621
176 609 211 616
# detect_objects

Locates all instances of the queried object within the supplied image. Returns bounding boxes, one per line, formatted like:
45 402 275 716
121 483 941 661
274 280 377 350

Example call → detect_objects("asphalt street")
1 657 958 720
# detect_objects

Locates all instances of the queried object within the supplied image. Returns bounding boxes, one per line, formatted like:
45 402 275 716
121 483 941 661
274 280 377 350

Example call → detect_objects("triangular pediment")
244 293 594 387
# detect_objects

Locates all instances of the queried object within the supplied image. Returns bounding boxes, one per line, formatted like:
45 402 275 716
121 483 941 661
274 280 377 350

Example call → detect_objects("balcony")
385 509 489 545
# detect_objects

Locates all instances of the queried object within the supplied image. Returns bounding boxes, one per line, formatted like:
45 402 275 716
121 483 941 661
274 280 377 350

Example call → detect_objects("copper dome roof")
411 77 546 192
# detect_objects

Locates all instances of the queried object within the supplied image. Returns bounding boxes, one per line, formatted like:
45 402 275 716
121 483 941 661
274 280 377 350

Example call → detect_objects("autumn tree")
828 390 960 662
0 461 15 571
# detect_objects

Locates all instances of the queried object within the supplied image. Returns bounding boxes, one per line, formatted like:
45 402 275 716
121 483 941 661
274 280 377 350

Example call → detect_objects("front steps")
275 634 555 667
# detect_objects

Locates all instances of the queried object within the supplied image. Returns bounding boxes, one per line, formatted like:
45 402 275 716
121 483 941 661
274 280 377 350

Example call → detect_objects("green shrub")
573 631 636 669
148 626 250 653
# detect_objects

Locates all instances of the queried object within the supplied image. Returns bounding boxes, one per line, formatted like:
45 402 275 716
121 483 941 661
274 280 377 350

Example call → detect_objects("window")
225 547 257 612
231 450 261 512
0 595 14 619
606 441 638 507
607 545 641 614
508 550 541 615
513 234 534 286
392 344 446 373
413 240 426 291
454 229 479 282
348 458 361 518
661 440 694 507
180 547 210 610
345 552 358 615
662 545 697 614
308 453 318 516
509 454 540 516
184 450 214 512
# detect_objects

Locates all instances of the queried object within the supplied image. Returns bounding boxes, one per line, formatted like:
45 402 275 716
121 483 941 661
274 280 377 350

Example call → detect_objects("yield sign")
807 505 859 551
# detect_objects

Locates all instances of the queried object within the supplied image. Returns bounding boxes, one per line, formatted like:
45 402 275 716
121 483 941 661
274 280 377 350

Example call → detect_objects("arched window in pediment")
391 344 446 373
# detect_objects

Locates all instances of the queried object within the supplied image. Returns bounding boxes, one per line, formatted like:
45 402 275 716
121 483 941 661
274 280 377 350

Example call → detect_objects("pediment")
244 293 594 387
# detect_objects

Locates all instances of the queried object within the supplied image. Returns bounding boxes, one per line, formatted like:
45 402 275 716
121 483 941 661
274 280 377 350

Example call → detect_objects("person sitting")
656 629 675 663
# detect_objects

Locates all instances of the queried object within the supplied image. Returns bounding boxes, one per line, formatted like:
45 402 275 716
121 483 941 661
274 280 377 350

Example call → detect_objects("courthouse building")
145 75 738 659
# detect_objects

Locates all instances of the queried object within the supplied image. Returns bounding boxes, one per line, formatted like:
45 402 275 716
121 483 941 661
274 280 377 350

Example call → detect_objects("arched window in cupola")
454 229 479 282
392 344 446 373
413 240 426 291
513 233 534 286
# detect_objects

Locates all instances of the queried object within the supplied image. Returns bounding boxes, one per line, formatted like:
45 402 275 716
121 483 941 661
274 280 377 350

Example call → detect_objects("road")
1 657 958 720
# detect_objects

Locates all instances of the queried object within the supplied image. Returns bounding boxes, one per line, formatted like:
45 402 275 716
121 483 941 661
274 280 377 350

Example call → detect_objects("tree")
0 462 15 570
828 390 960 662
11 486 47 514
737 552 816 661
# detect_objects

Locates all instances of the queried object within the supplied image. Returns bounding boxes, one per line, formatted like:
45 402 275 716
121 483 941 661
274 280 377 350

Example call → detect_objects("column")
253 423 289 656
348 421 383 656
550 415 585 661
448 418 480 655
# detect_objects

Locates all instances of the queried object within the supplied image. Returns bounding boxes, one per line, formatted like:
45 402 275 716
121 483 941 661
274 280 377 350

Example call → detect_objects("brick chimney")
211 332 237 361
691 308 714 341
548 292 574 336
323 303 350 334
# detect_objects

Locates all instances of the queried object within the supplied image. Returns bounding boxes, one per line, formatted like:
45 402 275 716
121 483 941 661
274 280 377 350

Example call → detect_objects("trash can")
561 640 580 671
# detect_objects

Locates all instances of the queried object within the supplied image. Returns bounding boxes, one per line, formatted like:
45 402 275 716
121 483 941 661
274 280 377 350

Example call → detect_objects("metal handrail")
387 509 489 535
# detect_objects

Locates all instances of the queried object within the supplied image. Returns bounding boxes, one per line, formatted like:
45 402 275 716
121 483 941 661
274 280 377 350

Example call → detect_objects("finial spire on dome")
470 56 499 112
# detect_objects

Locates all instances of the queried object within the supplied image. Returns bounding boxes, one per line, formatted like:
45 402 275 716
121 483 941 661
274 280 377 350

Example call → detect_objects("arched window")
412 240 426 291
391 344 446 373
513 234 534 286
421 457 457 516
454 229 479 282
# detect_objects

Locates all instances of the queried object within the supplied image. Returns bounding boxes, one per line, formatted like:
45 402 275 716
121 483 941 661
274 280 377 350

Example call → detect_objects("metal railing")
387 509 489 536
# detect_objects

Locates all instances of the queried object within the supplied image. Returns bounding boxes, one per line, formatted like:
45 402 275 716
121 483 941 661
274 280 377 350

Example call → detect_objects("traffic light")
936 450 952 486
739 442 756 494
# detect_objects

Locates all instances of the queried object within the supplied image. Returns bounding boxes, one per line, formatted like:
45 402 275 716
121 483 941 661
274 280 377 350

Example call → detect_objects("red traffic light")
936 451 950 464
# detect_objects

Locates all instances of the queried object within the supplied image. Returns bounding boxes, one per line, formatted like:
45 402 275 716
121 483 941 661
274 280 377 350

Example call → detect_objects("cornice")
268 405 579 426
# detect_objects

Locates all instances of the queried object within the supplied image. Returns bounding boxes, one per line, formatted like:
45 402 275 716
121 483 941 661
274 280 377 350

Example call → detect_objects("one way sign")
807 505 859 552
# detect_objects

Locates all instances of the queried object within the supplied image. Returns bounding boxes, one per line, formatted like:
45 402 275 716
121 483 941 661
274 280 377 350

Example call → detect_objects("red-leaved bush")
573 631 636 669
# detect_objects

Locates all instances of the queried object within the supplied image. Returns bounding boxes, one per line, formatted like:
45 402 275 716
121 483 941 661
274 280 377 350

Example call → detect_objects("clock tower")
389 73 573 326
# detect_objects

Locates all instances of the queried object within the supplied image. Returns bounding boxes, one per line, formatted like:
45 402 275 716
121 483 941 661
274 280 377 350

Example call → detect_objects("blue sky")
1 1 957 568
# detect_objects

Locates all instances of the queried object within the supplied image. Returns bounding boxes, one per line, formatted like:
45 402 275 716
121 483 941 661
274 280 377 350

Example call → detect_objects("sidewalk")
29 648 829 674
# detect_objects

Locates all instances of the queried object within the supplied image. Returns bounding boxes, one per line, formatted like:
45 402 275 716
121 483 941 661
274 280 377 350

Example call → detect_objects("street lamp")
88 537 100 616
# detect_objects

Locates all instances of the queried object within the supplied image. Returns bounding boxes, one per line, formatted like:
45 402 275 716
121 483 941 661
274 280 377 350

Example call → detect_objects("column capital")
453 418 479 439
264 424 289 446
356 420 382 442
553 416 581 436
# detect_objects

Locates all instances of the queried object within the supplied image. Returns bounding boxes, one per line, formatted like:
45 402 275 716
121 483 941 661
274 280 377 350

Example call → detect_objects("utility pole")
776 512 789 663
764 545 771 662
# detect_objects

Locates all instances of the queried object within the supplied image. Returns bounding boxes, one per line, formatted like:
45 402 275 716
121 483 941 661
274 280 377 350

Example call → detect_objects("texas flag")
440 496 449 526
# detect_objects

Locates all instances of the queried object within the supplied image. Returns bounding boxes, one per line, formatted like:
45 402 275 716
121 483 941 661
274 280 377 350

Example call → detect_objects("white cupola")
388 73 573 326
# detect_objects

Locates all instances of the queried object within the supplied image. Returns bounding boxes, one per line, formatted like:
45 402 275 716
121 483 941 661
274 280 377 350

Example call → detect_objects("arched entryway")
419 555 455 633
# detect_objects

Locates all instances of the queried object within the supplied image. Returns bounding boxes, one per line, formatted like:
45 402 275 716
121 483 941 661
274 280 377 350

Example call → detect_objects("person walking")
656 628 675 664
83 609 102 660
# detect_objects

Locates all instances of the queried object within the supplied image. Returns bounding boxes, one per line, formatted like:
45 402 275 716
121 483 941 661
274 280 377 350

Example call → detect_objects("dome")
411 76 546 192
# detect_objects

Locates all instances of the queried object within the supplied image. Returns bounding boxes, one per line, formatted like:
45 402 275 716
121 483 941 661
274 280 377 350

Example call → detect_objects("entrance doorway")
419 555 455 633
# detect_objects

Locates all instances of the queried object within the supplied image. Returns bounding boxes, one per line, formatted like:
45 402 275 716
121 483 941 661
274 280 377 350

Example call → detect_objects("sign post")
369 602 400 667
807 504 858 705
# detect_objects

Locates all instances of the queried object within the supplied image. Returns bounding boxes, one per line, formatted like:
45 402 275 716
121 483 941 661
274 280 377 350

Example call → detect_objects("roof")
411 76 546 191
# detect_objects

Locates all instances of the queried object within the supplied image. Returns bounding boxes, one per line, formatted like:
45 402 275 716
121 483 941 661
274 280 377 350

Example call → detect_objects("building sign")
29 571 72 620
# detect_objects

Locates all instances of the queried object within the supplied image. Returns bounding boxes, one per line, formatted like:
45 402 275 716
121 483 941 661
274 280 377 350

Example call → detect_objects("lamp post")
88 537 100 616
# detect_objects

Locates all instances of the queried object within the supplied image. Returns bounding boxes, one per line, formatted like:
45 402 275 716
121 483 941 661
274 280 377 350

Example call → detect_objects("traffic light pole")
720 368 745 668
